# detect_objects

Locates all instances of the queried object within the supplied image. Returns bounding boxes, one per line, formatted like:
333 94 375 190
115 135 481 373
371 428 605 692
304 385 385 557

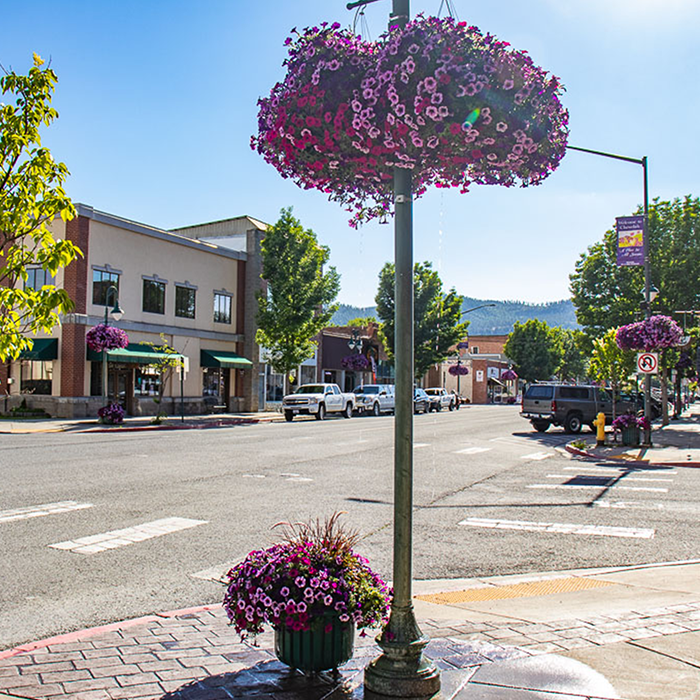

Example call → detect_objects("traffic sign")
637 352 658 374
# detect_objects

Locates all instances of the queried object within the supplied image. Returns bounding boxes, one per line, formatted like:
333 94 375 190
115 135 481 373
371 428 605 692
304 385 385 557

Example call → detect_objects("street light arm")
460 303 496 317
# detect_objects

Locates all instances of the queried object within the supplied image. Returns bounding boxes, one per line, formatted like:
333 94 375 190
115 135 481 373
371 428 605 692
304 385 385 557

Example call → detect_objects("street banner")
616 215 645 266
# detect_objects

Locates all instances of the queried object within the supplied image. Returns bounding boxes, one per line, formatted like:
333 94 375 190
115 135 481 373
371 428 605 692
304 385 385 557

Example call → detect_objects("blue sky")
3 0 699 306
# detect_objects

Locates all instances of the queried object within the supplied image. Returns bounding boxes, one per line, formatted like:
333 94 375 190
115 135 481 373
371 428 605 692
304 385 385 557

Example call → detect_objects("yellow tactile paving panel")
414 576 615 604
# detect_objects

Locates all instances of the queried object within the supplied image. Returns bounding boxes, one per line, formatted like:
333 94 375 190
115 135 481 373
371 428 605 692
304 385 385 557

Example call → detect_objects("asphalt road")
1 405 699 649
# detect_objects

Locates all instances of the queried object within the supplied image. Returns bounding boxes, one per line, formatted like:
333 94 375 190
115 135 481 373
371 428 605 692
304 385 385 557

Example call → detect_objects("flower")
97 402 125 425
611 412 648 432
616 315 683 352
448 364 469 376
223 514 391 639
252 16 569 227
86 324 129 352
341 353 370 370
500 368 518 381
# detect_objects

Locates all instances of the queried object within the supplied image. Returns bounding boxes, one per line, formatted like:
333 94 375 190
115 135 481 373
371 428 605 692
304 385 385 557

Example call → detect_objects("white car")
353 384 395 416
282 383 355 422
425 387 456 411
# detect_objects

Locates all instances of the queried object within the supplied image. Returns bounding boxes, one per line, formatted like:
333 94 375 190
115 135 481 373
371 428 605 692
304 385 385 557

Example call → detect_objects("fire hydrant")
593 412 606 446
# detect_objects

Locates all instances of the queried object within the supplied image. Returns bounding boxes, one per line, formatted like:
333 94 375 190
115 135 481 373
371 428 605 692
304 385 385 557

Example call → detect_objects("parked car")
282 383 355 422
520 383 639 434
424 387 456 412
413 388 431 414
353 384 395 416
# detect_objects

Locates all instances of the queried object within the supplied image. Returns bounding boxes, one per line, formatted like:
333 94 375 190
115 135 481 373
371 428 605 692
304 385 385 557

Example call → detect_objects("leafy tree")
552 327 588 382
256 209 340 391
570 196 700 341
375 261 466 379
0 54 81 360
588 328 636 423
504 319 563 384
143 334 185 424
346 316 377 327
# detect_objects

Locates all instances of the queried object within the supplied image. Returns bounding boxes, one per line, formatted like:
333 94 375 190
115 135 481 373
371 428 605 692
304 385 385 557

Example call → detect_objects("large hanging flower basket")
86 324 129 353
252 16 568 225
500 368 518 381
616 315 683 352
448 364 469 376
341 353 370 370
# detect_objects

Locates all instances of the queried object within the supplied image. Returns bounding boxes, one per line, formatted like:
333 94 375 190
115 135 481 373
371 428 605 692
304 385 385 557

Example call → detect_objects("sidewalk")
2 560 700 699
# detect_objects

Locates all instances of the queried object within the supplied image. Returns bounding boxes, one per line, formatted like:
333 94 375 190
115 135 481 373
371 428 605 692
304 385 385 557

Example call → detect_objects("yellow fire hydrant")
593 412 606 446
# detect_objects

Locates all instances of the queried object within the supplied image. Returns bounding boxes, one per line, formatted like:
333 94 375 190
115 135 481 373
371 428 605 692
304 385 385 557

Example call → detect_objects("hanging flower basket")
252 16 568 226
616 315 683 352
86 324 129 353
341 353 370 370
448 364 469 376
500 368 518 381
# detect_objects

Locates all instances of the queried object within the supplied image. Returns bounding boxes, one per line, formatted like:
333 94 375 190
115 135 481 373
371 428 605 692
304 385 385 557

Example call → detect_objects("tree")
256 209 340 391
588 328 636 423
375 261 466 379
552 327 588 382
504 319 563 384
0 55 81 361
346 316 377 327
143 335 185 424
570 197 700 341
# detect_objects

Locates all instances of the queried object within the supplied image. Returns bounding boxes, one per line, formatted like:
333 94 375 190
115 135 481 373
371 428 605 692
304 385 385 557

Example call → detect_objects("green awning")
19 338 58 361
201 349 253 369
87 343 184 365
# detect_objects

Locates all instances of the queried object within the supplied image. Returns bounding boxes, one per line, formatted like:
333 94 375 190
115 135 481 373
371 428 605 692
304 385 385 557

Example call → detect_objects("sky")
2 0 699 307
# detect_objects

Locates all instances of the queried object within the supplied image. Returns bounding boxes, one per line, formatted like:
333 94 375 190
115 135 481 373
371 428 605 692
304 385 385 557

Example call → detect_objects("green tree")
588 328 636 423
570 196 700 341
143 335 185 424
553 327 588 382
0 54 81 360
504 319 563 384
256 209 340 390
346 316 377 327
375 261 466 379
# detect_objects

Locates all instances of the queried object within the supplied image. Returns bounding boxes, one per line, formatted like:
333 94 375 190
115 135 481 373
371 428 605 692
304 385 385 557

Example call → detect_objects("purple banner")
616 215 645 267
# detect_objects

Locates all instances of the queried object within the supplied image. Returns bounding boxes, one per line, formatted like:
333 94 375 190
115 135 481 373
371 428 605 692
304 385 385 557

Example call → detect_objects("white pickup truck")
282 383 355 422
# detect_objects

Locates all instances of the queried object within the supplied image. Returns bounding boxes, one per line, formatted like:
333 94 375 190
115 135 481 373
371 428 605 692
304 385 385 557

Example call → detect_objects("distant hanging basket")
500 368 518 381
449 364 469 376
341 353 370 371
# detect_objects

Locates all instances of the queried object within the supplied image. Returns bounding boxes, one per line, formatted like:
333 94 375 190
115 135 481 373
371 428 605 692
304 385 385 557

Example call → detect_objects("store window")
93 269 120 305
135 367 161 397
20 360 52 394
143 279 166 314
300 365 316 384
266 367 284 403
25 268 55 291
213 292 232 324
175 286 196 319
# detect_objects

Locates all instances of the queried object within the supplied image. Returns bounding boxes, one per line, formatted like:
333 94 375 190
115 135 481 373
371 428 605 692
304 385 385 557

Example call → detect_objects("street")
2 404 699 650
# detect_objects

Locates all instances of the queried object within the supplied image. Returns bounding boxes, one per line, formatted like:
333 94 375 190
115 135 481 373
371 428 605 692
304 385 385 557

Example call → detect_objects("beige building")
2 205 267 418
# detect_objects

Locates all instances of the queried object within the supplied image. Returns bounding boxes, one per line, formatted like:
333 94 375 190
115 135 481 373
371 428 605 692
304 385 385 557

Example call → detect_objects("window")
175 286 196 319
213 292 232 324
470 346 479 354
560 387 590 400
143 279 166 314
525 385 554 400
93 269 120 305
20 360 52 394
25 268 55 291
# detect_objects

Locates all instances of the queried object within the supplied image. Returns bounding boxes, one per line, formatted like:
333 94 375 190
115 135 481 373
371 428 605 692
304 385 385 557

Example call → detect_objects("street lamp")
460 302 496 317
102 285 123 405
347 329 363 353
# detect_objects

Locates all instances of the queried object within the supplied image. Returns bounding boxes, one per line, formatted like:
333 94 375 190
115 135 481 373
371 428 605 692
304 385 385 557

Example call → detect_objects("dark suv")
521 384 638 433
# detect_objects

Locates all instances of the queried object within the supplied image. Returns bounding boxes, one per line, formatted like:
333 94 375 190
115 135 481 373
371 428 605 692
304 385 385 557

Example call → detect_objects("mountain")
331 298 578 335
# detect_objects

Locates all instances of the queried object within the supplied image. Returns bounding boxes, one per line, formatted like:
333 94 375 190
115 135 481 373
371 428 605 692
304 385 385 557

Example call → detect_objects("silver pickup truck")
282 383 355 422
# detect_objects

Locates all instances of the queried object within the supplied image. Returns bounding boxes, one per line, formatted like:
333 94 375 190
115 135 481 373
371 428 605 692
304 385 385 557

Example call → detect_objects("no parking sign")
637 352 658 374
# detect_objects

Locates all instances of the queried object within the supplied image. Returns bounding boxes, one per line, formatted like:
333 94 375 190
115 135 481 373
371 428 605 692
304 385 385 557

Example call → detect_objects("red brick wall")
63 215 90 313
468 335 508 354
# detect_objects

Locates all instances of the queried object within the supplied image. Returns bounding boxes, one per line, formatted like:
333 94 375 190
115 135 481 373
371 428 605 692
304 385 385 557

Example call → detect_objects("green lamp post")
101 285 123 405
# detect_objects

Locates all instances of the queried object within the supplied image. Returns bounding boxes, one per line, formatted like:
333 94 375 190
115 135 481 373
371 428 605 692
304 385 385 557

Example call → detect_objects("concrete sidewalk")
1 560 700 699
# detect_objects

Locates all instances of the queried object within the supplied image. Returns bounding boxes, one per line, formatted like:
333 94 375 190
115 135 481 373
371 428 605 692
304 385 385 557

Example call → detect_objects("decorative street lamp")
102 285 123 405
348 329 363 354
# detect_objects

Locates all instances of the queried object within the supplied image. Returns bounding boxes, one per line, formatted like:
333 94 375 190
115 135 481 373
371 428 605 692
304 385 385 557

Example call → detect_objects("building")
2 205 267 418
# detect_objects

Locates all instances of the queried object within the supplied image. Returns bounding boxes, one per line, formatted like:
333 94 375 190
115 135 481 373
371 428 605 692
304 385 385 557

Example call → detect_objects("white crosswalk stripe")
49 517 208 555
521 451 553 460
0 501 93 523
459 517 655 539
455 447 492 455
546 474 674 483
527 484 667 493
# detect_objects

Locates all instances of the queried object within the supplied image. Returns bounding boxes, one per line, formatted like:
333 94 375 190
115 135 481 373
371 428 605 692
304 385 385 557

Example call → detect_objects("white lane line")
242 474 266 479
49 517 208 555
562 466 677 475
459 517 655 540
0 501 93 523
455 447 492 455
527 484 668 493
286 477 313 482
593 501 665 510
521 452 553 460
414 443 430 449
546 474 674 483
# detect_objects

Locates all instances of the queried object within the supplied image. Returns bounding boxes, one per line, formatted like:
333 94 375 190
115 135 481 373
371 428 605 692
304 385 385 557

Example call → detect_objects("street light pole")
101 285 123 406
567 145 652 445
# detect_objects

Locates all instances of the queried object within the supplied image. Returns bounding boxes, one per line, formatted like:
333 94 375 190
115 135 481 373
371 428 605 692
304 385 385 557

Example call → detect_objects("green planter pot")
274 616 354 672
621 426 640 446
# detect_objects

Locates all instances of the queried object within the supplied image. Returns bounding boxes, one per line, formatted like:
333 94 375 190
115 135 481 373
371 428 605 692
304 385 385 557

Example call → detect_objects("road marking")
414 443 430 449
286 477 313 482
546 474 674 483
593 500 664 510
459 517 655 539
527 484 668 493
0 501 93 523
562 466 677 475
49 517 208 555
242 474 266 479
521 452 553 460
280 472 300 477
455 447 491 455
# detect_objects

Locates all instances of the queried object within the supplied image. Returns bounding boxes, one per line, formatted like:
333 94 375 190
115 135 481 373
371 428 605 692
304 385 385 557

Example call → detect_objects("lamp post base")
364 607 440 698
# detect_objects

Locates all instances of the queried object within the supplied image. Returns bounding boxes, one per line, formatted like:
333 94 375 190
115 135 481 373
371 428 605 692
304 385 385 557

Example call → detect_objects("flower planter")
274 615 354 673
621 426 640 446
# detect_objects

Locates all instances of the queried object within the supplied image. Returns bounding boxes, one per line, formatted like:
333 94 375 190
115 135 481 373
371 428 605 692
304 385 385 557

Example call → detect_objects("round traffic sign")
637 352 658 374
